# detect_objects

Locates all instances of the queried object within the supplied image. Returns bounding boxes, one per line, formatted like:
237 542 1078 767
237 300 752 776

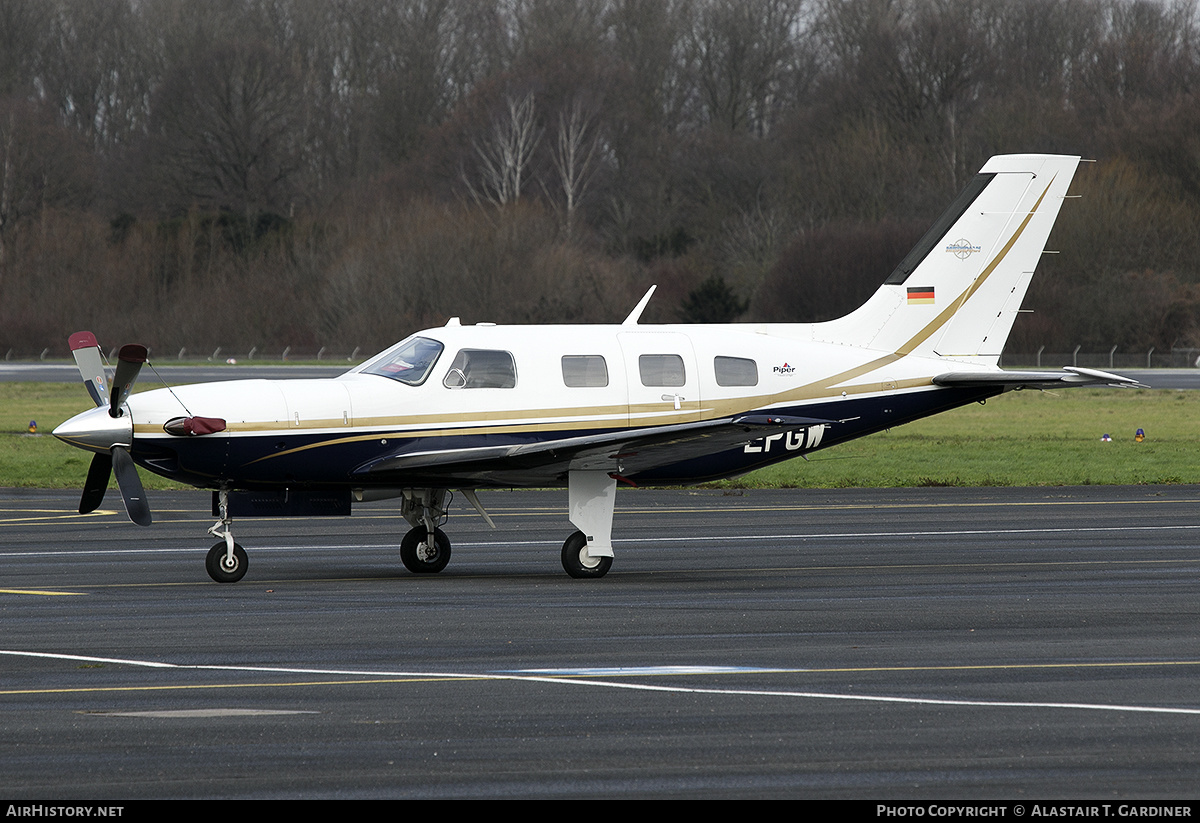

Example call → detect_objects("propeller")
58 335 152 526
110 344 148 418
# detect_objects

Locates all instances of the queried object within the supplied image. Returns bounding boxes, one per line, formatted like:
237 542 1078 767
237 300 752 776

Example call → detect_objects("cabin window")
561 355 609 387
443 349 517 389
363 336 444 386
639 354 685 387
714 356 758 387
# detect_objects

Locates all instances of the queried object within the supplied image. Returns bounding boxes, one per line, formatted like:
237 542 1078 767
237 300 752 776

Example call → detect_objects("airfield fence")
1001 349 1200 369
3 345 369 365
5 345 1200 369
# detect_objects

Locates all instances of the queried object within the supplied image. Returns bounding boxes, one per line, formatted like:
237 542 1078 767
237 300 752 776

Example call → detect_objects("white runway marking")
512 666 785 676
5 649 1200 717
4 522 1200 559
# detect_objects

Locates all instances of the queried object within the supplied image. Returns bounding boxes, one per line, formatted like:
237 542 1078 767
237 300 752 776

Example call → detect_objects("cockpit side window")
443 349 517 389
363 336 444 385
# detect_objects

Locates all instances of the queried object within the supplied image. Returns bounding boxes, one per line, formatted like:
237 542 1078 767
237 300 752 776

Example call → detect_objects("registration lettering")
744 425 824 454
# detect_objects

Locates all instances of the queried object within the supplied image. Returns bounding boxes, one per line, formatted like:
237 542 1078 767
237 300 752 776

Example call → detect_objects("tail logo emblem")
946 238 981 259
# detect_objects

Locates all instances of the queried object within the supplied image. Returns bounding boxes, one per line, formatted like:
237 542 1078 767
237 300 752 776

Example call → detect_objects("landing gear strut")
399 489 452 574
562 470 617 579
206 488 247 583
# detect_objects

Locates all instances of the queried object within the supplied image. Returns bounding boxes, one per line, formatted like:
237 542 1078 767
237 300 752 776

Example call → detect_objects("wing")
933 366 1144 390
351 414 833 487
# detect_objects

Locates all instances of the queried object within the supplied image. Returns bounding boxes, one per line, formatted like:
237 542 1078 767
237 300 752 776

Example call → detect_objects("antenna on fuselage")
622 285 657 326
146 359 194 416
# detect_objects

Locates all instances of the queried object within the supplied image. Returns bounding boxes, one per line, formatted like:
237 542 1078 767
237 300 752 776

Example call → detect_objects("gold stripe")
133 400 634 435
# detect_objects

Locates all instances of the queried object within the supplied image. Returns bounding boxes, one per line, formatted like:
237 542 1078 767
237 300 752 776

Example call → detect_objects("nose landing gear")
205 489 247 583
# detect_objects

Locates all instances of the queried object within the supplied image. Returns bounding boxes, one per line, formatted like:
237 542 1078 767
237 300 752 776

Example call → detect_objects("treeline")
3 0 1200 357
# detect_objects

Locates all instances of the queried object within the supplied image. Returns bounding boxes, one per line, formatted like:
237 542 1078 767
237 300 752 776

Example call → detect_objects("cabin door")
617 331 703 427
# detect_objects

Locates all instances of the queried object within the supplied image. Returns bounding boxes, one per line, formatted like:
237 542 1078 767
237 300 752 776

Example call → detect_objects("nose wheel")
206 541 248 583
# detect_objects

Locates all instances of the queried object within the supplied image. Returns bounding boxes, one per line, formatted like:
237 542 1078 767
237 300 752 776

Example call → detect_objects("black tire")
400 526 452 573
560 530 612 579
206 541 248 583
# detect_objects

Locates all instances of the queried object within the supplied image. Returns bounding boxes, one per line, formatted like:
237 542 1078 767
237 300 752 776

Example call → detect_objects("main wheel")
400 526 452 573
206 541 248 583
561 530 612 579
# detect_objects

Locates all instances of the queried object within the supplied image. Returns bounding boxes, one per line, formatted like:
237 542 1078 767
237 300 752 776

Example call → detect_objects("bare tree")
144 39 304 215
546 97 603 238
466 92 542 207
607 0 695 136
602 0 695 254
0 98 92 279
370 0 465 163
513 0 608 59
688 0 806 135
39 0 155 152
0 0 50 98
1079 0 1200 114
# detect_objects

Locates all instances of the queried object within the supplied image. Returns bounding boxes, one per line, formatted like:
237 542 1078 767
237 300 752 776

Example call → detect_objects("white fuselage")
98 320 979 491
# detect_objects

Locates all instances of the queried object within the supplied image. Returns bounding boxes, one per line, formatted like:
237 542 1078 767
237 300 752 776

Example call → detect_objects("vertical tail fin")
814 154 1081 364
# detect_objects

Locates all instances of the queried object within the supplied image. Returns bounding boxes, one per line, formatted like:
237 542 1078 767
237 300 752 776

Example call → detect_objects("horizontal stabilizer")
933 366 1144 390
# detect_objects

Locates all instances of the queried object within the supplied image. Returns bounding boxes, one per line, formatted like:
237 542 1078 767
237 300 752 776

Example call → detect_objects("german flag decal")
907 286 935 304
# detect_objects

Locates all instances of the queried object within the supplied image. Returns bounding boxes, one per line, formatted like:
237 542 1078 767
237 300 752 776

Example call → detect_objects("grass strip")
1 383 1193 490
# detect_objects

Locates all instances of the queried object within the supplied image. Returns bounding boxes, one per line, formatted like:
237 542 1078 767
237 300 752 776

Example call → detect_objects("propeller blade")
79 452 113 514
64 335 150 525
111 445 152 526
68 331 109 408
109 344 147 418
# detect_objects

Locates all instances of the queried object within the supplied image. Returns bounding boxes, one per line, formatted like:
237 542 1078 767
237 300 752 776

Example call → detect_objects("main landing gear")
398 489 452 574
561 470 617 579
393 476 619 579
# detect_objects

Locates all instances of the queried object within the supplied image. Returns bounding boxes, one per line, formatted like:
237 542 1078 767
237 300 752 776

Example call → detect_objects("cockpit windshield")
362 336 444 385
